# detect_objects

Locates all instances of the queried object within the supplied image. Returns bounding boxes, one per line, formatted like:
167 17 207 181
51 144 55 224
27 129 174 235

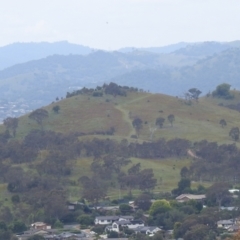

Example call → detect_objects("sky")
1 0 240 50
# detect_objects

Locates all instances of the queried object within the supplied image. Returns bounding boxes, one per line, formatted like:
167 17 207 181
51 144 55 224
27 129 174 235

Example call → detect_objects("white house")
217 219 235 229
94 216 134 225
95 216 119 225
229 189 239 194
111 220 144 233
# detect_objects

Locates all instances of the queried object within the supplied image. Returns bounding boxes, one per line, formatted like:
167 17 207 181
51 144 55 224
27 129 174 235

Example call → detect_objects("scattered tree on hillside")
81 177 108 207
132 117 143 137
168 114 175 127
172 178 191 196
219 119 227 128
229 127 240 141
212 83 233 99
188 88 202 101
180 166 190 179
206 182 231 209
3 117 18 137
138 168 157 192
118 163 157 194
52 105 60 113
29 109 49 130
155 117 165 128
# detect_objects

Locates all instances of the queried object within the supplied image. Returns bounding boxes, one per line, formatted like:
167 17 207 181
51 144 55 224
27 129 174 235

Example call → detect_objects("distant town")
0 99 31 123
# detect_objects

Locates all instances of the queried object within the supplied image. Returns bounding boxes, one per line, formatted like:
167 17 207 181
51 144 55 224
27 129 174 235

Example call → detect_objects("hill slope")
13 87 240 146
0 86 239 222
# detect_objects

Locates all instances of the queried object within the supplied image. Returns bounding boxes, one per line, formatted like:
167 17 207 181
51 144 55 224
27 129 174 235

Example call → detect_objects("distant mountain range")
0 40 240 115
0 41 92 70
112 48 240 95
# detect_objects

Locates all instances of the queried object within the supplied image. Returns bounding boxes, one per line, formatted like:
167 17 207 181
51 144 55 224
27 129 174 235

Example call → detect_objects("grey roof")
220 207 238 211
119 215 134 219
95 216 119 220
95 215 133 221
133 226 160 232
217 219 234 225
114 220 144 225
114 220 131 225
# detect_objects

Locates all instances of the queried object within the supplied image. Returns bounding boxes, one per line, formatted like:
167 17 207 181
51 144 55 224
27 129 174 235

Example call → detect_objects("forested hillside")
0 83 240 228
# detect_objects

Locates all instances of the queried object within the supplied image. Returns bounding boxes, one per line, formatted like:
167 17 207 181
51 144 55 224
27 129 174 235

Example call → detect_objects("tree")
138 169 157 192
108 231 119 238
11 220 27 233
188 88 202 101
167 114 175 127
82 177 107 207
43 189 68 220
149 199 171 216
52 105 60 113
206 182 231 209
172 178 191 195
229 127 240 141
0 221 16 240
132 118 143 137
180 167 190 179
119 204 132 215
29 109 49 130
77 214 94 225
134 194 152 211
178 178 191 192
184 224 209 240
53 219 63 229
11 194 20 204
155 117 165 128
3 117 18 137
219 119 227 128
212 83 233 99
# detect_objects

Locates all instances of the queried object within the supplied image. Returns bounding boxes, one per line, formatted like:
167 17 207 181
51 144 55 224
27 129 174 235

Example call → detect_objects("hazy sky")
1 0 240 50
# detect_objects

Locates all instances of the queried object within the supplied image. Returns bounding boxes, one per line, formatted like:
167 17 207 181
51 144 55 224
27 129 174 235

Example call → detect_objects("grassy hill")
1 85 240 222
11 89 240 146
1 88 239 193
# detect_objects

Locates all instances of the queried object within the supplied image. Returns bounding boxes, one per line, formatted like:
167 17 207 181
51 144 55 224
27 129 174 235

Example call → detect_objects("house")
220 206 238 211
96 206 119 212
58 231 87 239
94 216 133 225
111 220 144 232
229 189 239 194
31 222 51 230
176 194 206 203
134 226 161 236
217 219 235 229
16 230 50 240
68 201 85 210
95 216 120 225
